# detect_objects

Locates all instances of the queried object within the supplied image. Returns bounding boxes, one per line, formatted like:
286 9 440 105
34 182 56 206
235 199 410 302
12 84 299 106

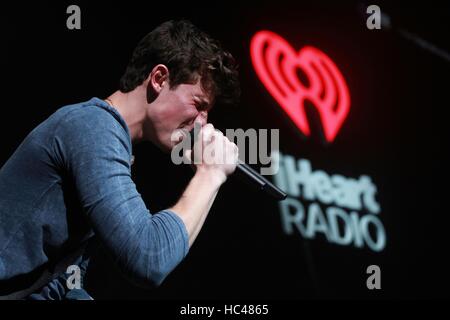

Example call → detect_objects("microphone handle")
235 159 287 201
188 127 287 201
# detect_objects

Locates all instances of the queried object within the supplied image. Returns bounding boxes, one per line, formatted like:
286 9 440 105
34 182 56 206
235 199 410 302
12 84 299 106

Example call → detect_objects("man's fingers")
184 149 192 163
201 124 215 144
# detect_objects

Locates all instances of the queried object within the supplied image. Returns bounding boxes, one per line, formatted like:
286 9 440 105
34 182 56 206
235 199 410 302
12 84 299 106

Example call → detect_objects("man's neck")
105 89 147 143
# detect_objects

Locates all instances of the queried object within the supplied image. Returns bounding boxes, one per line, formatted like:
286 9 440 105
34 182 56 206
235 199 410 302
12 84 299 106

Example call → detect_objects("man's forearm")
169 168 226 247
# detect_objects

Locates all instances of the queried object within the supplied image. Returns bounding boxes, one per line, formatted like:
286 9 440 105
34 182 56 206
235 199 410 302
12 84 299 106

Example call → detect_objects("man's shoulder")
49 97 130 139
54 98 125 127
47 98 132 162
44 97 131 152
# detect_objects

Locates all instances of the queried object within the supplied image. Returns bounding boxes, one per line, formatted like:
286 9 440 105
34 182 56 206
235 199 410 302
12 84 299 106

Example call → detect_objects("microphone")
187 128 287 201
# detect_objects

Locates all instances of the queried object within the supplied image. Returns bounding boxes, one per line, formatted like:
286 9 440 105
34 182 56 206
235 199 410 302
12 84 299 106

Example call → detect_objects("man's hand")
171 123 239 247
185 123 239 184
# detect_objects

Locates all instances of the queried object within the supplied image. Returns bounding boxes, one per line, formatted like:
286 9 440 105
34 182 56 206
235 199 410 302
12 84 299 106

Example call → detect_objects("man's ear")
146 64 169 103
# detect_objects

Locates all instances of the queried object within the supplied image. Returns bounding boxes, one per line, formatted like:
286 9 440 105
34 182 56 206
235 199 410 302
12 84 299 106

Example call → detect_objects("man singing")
0 20 240 299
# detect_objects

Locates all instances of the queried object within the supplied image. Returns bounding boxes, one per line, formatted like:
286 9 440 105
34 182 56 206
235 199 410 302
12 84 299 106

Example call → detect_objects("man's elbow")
121 256 181 288
147 264 173 287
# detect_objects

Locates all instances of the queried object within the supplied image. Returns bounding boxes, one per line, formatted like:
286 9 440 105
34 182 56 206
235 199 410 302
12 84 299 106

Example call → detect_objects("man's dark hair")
119 20 240 107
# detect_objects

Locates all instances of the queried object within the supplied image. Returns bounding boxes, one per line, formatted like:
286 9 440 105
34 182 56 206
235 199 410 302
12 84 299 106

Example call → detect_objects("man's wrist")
194 168 227 187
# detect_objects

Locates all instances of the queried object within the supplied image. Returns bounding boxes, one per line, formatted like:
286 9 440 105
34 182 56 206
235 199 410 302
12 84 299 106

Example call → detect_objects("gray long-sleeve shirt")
0 98 189 296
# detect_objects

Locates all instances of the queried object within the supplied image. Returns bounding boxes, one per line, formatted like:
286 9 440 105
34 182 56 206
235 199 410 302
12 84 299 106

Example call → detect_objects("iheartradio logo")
251 30 351 143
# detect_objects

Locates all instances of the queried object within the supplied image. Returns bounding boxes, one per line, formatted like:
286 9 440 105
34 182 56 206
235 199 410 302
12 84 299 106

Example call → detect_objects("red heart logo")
250 31 350 142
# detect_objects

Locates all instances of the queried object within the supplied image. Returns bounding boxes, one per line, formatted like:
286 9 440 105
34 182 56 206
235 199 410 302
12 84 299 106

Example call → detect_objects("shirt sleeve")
51 106 189 287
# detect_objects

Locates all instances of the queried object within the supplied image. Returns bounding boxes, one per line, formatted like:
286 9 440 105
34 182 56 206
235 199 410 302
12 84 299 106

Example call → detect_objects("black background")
1 1 447 299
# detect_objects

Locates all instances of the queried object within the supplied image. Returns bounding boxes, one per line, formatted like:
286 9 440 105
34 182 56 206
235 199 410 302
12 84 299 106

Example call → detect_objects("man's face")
146 78 212 152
